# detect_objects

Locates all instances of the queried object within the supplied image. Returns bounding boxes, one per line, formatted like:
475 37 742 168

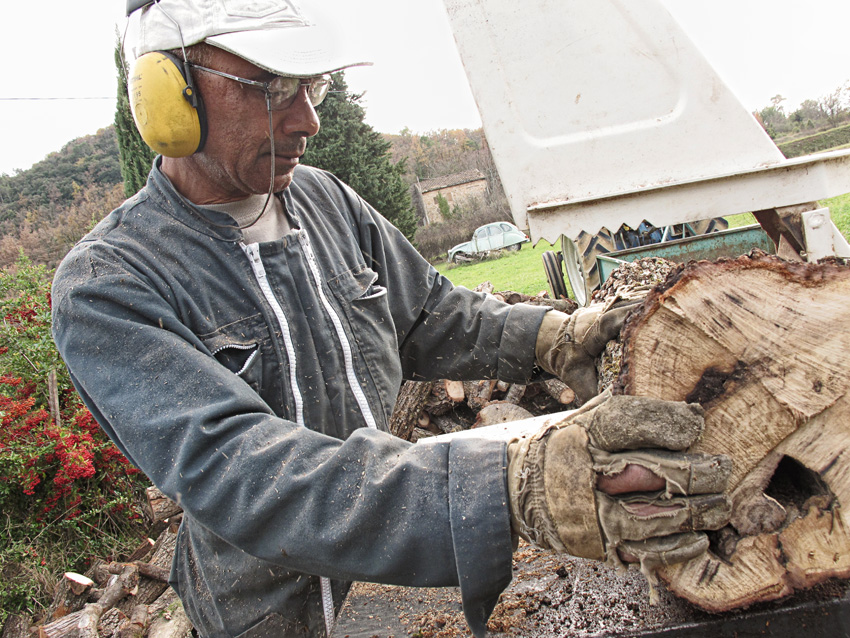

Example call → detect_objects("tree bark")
115 605 148 638
145 486 182 523
465 379 497 411
423 382 455 416
0 615 30 638
389 380 434 441
502 383 527 405
616 251 850 611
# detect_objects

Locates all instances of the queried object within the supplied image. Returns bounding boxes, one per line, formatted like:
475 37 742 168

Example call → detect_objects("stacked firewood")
390 377 578 442
3 497 190 638
390 283 582 442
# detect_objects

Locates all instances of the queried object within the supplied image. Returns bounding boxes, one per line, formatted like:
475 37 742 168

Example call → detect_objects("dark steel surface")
332 546 850 638
625 586 850 637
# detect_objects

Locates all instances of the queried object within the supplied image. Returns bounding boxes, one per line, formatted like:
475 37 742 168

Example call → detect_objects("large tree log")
147 589 194 638
616 251 850 612
0 615 29 638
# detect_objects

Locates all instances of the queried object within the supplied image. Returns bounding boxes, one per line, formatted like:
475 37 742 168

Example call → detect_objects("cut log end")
615 251 850 611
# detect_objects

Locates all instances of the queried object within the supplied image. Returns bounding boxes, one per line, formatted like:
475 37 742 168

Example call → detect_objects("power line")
0 97 113 101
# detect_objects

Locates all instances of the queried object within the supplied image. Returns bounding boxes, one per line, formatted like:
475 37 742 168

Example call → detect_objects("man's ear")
129 50 208 157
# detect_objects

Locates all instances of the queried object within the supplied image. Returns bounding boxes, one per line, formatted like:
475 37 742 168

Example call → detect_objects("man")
51 1 731 636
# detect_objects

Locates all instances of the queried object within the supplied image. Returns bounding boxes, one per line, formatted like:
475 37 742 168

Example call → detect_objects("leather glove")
535 300 640 404
507 392 732 599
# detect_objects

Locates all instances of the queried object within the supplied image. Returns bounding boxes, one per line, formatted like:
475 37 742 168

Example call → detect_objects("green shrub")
778 123 850 158
0 254 149 624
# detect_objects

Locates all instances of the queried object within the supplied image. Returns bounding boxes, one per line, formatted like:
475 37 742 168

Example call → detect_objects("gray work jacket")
51 162 548 637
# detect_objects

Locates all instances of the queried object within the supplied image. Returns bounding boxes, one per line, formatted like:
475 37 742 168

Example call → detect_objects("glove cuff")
534 310 569 374
508 423 606 560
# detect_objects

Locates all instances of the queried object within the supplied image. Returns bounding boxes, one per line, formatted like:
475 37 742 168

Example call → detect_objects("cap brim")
207 23 372 77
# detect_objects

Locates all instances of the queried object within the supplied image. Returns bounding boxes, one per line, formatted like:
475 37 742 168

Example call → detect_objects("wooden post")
47 369 61 429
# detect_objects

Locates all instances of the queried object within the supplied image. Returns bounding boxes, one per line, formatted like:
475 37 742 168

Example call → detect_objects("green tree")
758 104 787 139
302 73 416 241
113 36 156 197
436 192 452 220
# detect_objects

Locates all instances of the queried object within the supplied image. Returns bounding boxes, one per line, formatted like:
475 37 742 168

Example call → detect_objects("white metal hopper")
441 0 850 249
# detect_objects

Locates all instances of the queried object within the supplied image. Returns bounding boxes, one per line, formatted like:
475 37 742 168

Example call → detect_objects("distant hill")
0 127 122 232
777 123 850 158
0 127 125 269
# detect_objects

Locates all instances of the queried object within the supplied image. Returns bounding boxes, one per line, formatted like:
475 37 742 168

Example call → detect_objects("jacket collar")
145 158 295 243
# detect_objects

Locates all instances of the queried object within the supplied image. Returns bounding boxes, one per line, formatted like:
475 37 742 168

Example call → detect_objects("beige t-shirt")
204 194 292 244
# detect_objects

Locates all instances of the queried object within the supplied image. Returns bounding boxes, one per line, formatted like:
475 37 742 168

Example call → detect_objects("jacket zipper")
298 231 380 638
242 238 376 638
241 243 305 426
298 231 379 431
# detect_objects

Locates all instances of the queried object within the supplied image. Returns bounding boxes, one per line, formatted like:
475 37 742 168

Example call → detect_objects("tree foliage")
114 37 156 197
756 80 850 141
0 130 121 233
301 73 416 241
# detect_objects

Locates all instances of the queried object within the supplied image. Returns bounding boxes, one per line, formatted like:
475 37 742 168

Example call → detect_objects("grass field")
436 192 850 295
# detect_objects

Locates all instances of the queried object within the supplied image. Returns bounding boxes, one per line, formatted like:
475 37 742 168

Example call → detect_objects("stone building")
414 169 488 225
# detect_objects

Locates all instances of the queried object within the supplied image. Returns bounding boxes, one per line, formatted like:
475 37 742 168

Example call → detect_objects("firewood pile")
3 506 192 638
389 282 582 442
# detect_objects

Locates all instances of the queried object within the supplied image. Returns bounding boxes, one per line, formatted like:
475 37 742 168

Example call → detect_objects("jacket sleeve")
312 171 551 384
51 243 513 637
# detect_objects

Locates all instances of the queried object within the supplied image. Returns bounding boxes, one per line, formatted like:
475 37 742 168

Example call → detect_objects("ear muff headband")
128 51 208 157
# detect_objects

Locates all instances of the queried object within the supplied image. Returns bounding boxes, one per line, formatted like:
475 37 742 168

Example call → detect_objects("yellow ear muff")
128 51 207 157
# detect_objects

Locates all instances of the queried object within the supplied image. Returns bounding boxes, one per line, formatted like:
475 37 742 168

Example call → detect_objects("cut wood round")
472 402 534 428
616 252 850 612
46 572 94 620
542 379 576 405
444 380 465 403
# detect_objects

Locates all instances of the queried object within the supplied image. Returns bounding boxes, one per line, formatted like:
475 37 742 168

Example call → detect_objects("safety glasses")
188 63 331 110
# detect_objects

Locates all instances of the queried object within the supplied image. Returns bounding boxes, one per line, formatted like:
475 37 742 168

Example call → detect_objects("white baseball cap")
127 0 372 77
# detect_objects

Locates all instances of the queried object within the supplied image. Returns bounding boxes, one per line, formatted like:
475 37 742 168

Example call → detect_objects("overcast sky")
0 0 848 176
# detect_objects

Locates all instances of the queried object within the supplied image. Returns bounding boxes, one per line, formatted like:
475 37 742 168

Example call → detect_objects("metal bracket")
802 208 850 262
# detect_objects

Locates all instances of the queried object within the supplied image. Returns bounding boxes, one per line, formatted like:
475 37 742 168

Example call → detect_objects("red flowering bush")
0 254 149 622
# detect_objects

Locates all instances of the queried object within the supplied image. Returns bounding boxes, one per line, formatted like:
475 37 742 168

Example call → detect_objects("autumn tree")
818 82 850 128
302 73 417 241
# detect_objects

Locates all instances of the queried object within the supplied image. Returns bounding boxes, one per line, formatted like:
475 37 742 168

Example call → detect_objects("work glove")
507 392 732 599
535 300 639 404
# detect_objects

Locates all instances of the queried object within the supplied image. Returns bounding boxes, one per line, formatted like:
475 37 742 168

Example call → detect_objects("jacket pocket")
198 314 267 394
327 266 401 425
327 266 395 346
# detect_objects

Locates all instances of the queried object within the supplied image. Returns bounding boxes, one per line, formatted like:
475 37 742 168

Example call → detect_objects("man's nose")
277 86 321 138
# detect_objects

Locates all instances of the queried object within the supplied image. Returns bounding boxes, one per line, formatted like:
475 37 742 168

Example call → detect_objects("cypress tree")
302 73 417 242
113 37 156 197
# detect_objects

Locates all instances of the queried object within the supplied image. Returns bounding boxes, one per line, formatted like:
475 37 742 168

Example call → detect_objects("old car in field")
447 221 530 263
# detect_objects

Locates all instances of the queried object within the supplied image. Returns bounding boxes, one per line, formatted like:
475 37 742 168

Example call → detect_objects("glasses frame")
187 63 331 111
